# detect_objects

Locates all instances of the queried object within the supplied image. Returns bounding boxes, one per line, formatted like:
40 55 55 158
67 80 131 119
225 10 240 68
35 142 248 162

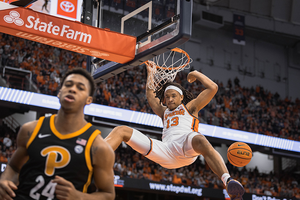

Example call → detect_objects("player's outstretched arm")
0 121 37 200
186 70 218 113
145 65 166 119
53 135 115 200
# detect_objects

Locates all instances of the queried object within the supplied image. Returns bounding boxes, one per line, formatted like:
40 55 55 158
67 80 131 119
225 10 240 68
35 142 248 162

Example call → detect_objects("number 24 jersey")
15 115 100 200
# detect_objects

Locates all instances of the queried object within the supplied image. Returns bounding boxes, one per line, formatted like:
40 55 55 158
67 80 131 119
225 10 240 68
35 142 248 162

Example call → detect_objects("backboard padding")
93 0 192 82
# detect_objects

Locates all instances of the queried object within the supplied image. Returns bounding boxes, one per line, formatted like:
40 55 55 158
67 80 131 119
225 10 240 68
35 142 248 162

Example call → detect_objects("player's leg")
104 126 134 151
191 134 228 178
106 127 181 168
190 134 244 200
105 126 154 156
135 135 183 169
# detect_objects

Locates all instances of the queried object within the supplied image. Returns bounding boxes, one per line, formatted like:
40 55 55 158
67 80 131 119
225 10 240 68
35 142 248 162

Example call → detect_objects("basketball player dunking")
0 68 115 200
105 67 245 200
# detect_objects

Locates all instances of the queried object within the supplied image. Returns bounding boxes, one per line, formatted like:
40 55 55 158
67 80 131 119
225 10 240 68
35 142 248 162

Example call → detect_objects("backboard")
92 0 192 83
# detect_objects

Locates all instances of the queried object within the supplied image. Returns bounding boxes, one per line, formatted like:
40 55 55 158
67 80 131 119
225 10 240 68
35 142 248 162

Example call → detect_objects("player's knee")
113 126 133 141
192 134 206 145
192 135 213 155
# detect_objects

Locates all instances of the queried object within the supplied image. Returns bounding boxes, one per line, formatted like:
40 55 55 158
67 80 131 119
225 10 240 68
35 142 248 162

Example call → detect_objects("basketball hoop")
144 48 192 91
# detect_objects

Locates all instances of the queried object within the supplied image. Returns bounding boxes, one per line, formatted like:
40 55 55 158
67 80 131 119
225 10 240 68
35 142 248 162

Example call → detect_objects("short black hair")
61 68 96 96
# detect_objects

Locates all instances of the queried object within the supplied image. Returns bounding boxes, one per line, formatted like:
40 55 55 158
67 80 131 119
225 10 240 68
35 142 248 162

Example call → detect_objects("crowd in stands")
114 145 300 199
0 33 87 95
1 33 299 141
0 124 17 164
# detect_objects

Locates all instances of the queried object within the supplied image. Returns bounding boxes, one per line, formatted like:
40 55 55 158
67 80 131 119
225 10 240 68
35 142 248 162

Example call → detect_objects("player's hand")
145 62 153 74
187 70 199 83
0 180 17 200
145 62 156 87
52 175 81 200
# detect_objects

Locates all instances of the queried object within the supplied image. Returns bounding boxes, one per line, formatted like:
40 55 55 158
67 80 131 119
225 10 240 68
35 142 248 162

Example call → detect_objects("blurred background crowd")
1 33 299 142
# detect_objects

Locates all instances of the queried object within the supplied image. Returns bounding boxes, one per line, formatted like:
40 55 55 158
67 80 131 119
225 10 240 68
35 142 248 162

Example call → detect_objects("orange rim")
142 48 191 70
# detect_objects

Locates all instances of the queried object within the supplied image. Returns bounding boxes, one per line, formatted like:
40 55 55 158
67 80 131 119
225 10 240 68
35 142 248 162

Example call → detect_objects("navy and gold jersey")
15 115 100 200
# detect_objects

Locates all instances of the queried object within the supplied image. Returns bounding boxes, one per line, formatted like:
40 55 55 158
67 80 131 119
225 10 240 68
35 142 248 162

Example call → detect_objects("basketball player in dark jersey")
0 68 115 200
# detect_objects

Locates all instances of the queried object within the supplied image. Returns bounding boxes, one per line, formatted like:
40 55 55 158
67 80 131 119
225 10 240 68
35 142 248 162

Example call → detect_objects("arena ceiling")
194 0 300 47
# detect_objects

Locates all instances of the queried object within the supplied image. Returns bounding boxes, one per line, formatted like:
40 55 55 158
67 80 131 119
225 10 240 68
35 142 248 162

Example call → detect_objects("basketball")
227 142 252 167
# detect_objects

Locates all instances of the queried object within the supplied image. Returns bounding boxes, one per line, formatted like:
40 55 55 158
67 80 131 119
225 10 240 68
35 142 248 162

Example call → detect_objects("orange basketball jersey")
162 104 199 142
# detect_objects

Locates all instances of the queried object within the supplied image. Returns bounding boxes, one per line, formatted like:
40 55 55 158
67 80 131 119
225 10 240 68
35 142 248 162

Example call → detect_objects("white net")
145 48 192 91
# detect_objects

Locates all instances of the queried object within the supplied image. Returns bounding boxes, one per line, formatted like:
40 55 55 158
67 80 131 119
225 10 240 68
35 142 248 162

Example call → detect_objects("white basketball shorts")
126 129 201 169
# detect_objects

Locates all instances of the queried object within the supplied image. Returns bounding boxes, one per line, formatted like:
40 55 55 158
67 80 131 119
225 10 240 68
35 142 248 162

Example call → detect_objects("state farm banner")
0 2 136 64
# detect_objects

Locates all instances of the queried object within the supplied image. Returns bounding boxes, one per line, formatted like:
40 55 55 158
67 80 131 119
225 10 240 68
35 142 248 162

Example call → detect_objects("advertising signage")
114 175 292 200
0 165 292 200
0 2 136 63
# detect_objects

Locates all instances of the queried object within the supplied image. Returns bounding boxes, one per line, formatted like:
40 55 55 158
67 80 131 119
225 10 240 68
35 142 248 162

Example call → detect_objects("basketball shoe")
226 178 245 200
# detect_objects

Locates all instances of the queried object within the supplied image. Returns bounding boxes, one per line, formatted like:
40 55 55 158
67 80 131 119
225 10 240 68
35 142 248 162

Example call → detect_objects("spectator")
3 134 12 150
48 80 58 95
0 151 8 163
36 71 45 87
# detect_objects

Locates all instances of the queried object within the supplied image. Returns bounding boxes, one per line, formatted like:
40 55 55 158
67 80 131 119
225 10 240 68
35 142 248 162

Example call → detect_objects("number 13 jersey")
15 115 100 200
162 104 199 142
